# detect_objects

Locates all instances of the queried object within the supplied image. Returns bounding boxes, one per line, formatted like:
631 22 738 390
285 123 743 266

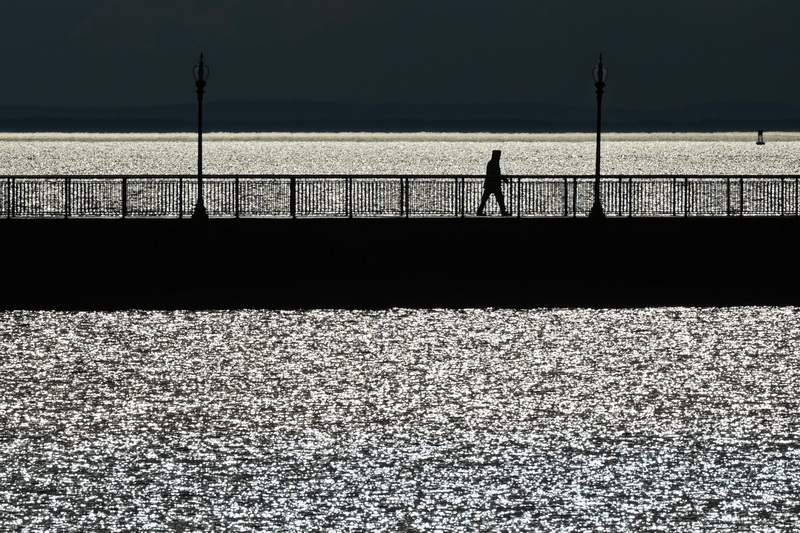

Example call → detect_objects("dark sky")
2 0 798 110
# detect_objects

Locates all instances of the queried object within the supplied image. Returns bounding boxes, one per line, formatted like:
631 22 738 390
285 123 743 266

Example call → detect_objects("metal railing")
1 175 799 218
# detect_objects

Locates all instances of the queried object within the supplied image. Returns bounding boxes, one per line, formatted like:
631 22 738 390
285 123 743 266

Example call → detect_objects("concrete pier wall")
1 217 798 310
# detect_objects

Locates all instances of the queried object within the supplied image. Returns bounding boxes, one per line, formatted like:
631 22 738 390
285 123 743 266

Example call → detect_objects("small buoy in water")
756 130 765 145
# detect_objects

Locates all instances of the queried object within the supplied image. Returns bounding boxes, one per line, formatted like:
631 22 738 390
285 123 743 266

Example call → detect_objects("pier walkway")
2 174 799 218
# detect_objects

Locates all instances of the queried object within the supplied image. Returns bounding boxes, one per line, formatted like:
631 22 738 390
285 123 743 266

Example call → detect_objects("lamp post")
192 53 209 220
590 54 607 219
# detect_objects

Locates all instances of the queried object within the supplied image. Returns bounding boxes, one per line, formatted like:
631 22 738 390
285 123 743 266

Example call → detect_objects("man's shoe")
501 211 512 217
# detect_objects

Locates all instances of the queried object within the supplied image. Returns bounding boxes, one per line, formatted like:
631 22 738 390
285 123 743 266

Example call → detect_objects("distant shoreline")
3 100 800 135
2 121 799 136
1 131 799 142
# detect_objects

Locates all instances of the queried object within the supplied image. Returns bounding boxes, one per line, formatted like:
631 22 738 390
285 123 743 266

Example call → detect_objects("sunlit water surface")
2 132 800 175
2 308 799 531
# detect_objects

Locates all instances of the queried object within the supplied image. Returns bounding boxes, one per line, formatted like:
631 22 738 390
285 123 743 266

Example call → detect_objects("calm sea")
1 133 799 532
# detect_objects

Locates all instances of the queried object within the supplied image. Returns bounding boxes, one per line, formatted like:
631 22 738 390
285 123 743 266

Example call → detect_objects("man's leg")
495 191 511 216
477 190 490 215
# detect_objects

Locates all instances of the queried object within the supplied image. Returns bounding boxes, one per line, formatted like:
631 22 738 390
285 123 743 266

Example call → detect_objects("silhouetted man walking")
477 150 511 216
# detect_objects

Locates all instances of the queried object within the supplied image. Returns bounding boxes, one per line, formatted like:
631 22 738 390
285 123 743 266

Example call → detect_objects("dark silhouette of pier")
2 214 799 310
3 173 800 309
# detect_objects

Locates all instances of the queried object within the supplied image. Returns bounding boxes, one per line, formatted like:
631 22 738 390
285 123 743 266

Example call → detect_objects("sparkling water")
2 131 800 176
2 308 798 531
2 133 799 531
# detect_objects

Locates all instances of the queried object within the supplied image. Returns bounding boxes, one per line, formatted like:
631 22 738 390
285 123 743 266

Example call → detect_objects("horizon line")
1 131 798 142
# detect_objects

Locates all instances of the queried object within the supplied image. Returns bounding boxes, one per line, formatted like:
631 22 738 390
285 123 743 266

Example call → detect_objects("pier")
2 174 800 310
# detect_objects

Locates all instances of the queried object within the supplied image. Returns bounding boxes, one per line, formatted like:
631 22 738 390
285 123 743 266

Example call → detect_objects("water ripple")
1 308 799 530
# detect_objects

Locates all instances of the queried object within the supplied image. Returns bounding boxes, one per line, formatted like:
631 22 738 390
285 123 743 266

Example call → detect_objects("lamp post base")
192 200 208 221
589 200 605 219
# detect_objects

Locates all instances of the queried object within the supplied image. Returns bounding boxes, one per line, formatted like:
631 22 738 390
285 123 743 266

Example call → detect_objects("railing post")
290 177 297 219
781 177 785 216
347 177 353 218
398 177 404 217
507 178 516 217
65 177 71 219
122 177 128 218
739 177 744 216
684 177 689 217
516 177 522 218
405 177 410 218
574 177 579 217
454 177 459 217
460 177 466 218
6 177 11 218
726 177 731 216
671 177 677 216
235 176 240 219
628 176 633 217
565 177 571 217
